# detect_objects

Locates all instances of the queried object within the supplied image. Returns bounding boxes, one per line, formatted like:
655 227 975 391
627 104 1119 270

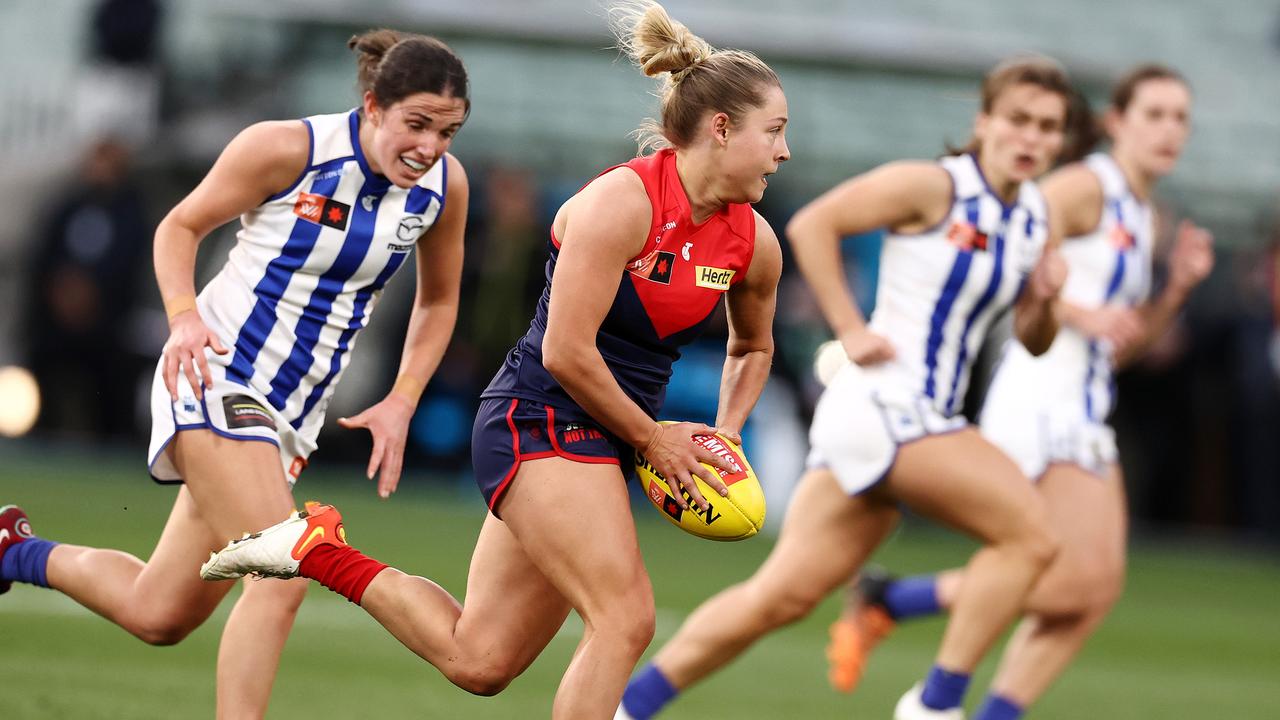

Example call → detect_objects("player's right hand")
838 327 896 367
162 311 229 401
1070 305 1146 357
642 421 737 513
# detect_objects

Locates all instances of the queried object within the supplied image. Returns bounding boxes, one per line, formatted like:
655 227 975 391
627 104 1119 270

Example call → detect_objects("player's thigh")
453 512 574 674
170 429 297 542
1032 463 1127 600
130 485 238 624
750 469 899 611
887 428 1049 546
498 457 651 627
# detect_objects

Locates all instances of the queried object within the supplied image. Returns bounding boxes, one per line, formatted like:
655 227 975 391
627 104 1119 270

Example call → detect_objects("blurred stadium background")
1 1 1278 717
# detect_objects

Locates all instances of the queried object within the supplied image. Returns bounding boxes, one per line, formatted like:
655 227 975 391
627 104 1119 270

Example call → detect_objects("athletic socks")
0 537 57 588
621 664 678 719
920 665 971 711
882 574 942 620
297 544 387 605
974 693 1024 720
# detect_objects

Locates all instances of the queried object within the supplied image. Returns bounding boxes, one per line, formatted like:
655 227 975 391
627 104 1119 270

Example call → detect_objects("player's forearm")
153 215 202 318
1115 285 1188 369
390 300 458 405
787 218 866 336
543 345 657 449
715 344 772 435
1014 297 1059 356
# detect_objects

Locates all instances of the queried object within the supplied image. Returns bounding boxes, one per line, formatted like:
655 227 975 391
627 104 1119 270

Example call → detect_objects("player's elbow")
784 207 821 247
541 336 582 382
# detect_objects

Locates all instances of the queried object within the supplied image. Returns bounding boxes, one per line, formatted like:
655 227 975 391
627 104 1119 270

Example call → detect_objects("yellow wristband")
391 374 424 403
165 295 197 321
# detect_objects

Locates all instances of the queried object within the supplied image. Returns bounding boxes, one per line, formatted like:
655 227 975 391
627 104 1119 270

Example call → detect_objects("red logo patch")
294 192 351 230
289 456 308 480
1110 225 1135 250
946 222 989 252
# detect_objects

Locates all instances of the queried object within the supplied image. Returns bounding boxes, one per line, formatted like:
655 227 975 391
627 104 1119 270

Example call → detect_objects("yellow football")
635 429 766 541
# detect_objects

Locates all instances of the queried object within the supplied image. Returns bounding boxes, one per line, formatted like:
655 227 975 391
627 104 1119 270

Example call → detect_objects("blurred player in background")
198 2 787 717
620 56 1076 720
0 29 469 717
828 64 1213 720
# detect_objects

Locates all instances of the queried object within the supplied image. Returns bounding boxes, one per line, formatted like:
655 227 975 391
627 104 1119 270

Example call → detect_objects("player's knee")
450 662 519 697
132 614 199 646
1083 561 1126 616
1011 511 1060 571
758 582 823 628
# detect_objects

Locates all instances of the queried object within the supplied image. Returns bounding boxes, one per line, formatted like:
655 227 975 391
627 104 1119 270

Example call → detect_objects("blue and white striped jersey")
196 109 447 438
992 152 1154 422
863 153 1049 417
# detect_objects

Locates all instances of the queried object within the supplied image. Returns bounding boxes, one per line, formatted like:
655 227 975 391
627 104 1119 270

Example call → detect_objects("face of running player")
363 91 468 188
718 84 791 204
1108 79 1191 180
974 82 1067 188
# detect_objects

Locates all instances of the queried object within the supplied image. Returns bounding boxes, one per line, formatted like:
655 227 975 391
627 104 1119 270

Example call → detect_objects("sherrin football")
635 428 766 541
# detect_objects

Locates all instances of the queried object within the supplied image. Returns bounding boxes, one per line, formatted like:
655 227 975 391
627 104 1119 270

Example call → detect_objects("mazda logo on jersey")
397 215 426 243
294 192 351 231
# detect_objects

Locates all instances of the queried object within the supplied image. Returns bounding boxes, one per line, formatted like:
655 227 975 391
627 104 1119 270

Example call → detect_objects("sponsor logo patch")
628 249 676 284
222 394 276 431
694 266 735 290
946 222 989 252
1110 225 1135 250
293 192 351 230
560 423 604 445
288 456 307 480
397 215 426 243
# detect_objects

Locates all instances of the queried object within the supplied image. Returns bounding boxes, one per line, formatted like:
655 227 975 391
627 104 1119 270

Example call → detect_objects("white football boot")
894 682 966 720
201 503 345 581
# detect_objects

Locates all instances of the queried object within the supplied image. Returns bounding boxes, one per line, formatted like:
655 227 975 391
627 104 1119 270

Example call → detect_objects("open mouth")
400 155 429 173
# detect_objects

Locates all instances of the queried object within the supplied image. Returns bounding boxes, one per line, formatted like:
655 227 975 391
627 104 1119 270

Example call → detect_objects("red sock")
298 544 388 605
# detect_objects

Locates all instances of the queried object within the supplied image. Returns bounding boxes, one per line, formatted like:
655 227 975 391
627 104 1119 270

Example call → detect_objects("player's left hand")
1026 246 1067 304
1169 220 1214 293
337 394 416 498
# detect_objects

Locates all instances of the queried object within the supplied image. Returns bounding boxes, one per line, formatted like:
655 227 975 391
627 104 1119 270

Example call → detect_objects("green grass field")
2 444 1278 719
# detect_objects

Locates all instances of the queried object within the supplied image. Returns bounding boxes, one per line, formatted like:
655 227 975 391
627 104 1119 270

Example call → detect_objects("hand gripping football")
635 429 765 541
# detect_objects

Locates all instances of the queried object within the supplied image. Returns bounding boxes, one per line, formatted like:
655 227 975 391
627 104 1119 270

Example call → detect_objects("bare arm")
1114 220 1214 368
338 154 470 497
715 212 782 441
1013 163 1101 355
786 161 951 363
542 169 735 510
155 121 310 399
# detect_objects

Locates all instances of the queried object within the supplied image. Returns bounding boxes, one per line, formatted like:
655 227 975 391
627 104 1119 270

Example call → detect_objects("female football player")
0 29 469 718
198 2 788 717
618 56 1076 720
828 64 1213 720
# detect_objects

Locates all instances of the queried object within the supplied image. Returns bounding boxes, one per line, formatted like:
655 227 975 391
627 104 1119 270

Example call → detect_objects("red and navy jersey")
482 148 757 417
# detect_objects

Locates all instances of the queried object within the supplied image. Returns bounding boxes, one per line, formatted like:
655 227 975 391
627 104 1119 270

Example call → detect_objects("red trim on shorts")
488 399 523 512
546 405 622 466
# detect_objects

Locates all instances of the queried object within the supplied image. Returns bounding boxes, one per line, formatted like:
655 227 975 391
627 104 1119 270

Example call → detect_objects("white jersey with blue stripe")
196 109 446 438
863 153 1049 417
990 152 1153 423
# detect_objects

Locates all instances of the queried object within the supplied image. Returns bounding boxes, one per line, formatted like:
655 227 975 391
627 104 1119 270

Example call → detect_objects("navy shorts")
472 397 631 517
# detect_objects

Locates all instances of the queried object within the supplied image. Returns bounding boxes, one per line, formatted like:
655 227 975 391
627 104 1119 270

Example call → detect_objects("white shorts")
980 387 1118 480
146 359 316 485
806 364 968 495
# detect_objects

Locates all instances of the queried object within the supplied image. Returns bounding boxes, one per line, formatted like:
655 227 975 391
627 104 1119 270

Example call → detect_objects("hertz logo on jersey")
293 192 351 231
694 266 735 290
